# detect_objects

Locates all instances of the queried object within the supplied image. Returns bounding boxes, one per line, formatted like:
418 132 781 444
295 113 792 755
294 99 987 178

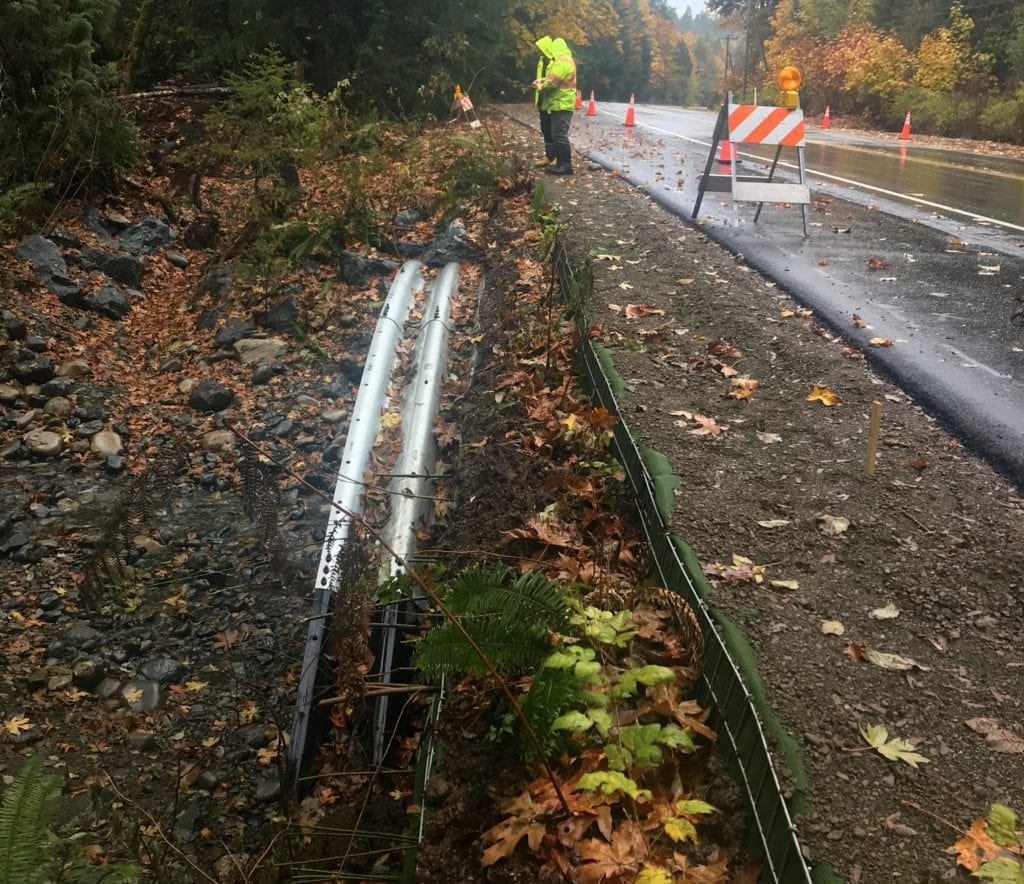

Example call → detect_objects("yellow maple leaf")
637 866 673 884
185 680 208 693
162 588 187 609
380 412 402 429
3 715 31 735
727 377 759 400
123 687 144 706
806 384 840 406
256 746 278 766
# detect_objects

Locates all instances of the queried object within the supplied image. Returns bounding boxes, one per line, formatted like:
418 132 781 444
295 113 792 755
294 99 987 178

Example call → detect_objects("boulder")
81 248 145 288
15 235 67 278
119 216 174 253
85 286 131 320
264 294 299 332
90 429 123 458
234 337 288 366
420 220 481 267
339 251 396 286
214 317 255 348
24 429 63 457
57 359 91 379
188 379 234 412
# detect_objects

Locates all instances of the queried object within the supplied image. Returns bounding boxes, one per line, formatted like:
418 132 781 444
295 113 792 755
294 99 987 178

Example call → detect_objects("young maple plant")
478 593 732 881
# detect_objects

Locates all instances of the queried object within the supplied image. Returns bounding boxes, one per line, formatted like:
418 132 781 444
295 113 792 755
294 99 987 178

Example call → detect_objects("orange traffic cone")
624 93 636 127
899 110 911 140
821 105 831 129
575 89 582 111
586 90 597 116
717 139 735 163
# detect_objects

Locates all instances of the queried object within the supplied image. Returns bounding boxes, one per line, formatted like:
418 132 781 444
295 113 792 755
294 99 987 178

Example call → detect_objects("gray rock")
49 227 82 249
393 208 428 230
122 679 163 712
63 623 102 647
119 216 174 253
94 677 122 699
201 430 235 452
16 235 68 278
420 221 481 267
126 731 156 750
238 724 272 748
198 266 231 301
57 359 91 378
72 658 107 690
25 335 47 352
196 770 221 791
339 251 397 286
158 356 183 373
214 317 256 348
234 337 288 365
0 439 21 460
213 853 250 883
188 379 234 412
165 251 189 268
393 240 426 259
0 529 30 556
0 383 21 404
40 377 77 397
254 775 281 804
24 429 63 457
172 795 204 844
42 397 72 419
264 295 299 332
105 455 126 473
139 656 185 684
13 355 54 384
85 286 131 320
81 207 117 242
9 725 43 745
251 363 275 385
81 247 146 288
90 429 123 457
4 318 27 340
48 274 85 306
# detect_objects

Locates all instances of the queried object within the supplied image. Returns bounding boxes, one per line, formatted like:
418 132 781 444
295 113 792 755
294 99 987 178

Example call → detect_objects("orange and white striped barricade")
693 94 811 236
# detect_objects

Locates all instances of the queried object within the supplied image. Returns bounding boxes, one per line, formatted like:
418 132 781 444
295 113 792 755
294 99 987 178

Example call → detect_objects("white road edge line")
598 110 1024 235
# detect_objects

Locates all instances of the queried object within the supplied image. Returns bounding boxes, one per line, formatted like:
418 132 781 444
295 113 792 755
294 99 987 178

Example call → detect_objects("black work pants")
539 110 555 160
550 110 573 164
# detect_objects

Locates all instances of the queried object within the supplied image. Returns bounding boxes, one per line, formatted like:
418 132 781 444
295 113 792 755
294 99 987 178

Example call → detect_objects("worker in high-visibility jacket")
532 37 576 175
534 36 556 168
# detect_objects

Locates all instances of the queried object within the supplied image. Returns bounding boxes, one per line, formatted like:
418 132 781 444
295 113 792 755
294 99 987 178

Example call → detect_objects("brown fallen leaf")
844 639 868 661
868 256 889 270
623 303 664 318
852 314 866 329
964 718 1024 754
882 812 918 837
806 384 840 406
864 648 931 672
688 414 728 436
821 620 845 636
727 377 759 400
869 337 894 347
947 819 1003 871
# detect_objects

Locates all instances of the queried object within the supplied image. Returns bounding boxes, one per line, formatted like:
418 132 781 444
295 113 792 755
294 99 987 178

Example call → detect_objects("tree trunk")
118 0 158 96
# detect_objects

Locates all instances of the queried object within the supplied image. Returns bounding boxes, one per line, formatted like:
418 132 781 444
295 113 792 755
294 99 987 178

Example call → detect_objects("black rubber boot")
545 144 574 175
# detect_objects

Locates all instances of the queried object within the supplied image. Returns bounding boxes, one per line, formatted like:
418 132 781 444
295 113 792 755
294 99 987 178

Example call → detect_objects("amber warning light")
777 66 801 109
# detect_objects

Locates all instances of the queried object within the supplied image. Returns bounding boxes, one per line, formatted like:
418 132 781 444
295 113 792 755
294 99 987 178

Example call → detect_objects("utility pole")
719 35 733 100
741 0 754 103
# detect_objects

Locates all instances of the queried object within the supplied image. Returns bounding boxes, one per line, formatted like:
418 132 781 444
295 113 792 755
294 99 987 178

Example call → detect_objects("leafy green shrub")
0 0 138 195
980 87 1024 144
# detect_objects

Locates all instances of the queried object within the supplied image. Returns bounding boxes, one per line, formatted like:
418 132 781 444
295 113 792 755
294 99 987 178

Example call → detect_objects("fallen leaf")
947 819 1003 871
756 431 782 444
869 337 894 347
727 377 759 400
756 519 790 528
780 309 795 318
381 412 402 429
596 254 622 261
618 282 635 291
687 415 727 436
867 256 889 270
769 579 799 590
881 813 918 837
3 715 32 736
844 640 868 661
677 278 695 285
806 385 840 406
864 648 931 671
623 303 663 317
861 724 930 767
870 603 900 620
852 314 867 329
965 718 1024 754
821 620 845 636
817 514 850 536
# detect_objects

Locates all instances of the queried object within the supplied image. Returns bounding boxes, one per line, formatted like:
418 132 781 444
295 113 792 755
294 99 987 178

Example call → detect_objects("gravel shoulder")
505 117 1024 881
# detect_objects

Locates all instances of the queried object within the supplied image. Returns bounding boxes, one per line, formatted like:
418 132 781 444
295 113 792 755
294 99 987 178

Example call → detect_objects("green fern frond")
413 567 574 679
0 756 62 884
446 566 571 630
413 617 550 679
521 667 579 758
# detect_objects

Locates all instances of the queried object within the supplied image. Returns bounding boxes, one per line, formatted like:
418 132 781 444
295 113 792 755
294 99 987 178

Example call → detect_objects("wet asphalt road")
540 103 1024 486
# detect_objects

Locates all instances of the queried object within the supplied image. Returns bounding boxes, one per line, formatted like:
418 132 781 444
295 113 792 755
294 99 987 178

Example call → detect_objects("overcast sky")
667 0 708 14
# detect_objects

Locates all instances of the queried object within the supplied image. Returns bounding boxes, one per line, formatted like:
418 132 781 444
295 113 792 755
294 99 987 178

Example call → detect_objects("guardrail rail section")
561 252 816 883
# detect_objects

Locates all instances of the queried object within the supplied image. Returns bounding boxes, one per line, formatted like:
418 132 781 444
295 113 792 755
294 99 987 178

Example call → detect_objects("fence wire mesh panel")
573 299 812 883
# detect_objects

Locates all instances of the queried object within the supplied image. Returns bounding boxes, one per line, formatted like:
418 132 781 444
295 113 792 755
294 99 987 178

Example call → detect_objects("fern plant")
0 756 140 883
412 566 573 679
0 756 61 884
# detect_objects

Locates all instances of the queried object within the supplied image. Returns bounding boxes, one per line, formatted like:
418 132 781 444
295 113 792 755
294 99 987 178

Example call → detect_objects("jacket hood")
550 38 571 57
535 36 555 59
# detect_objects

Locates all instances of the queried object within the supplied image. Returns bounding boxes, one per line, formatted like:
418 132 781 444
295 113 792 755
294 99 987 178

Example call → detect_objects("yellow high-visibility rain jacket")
538 38 576 112
534 36 555 108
